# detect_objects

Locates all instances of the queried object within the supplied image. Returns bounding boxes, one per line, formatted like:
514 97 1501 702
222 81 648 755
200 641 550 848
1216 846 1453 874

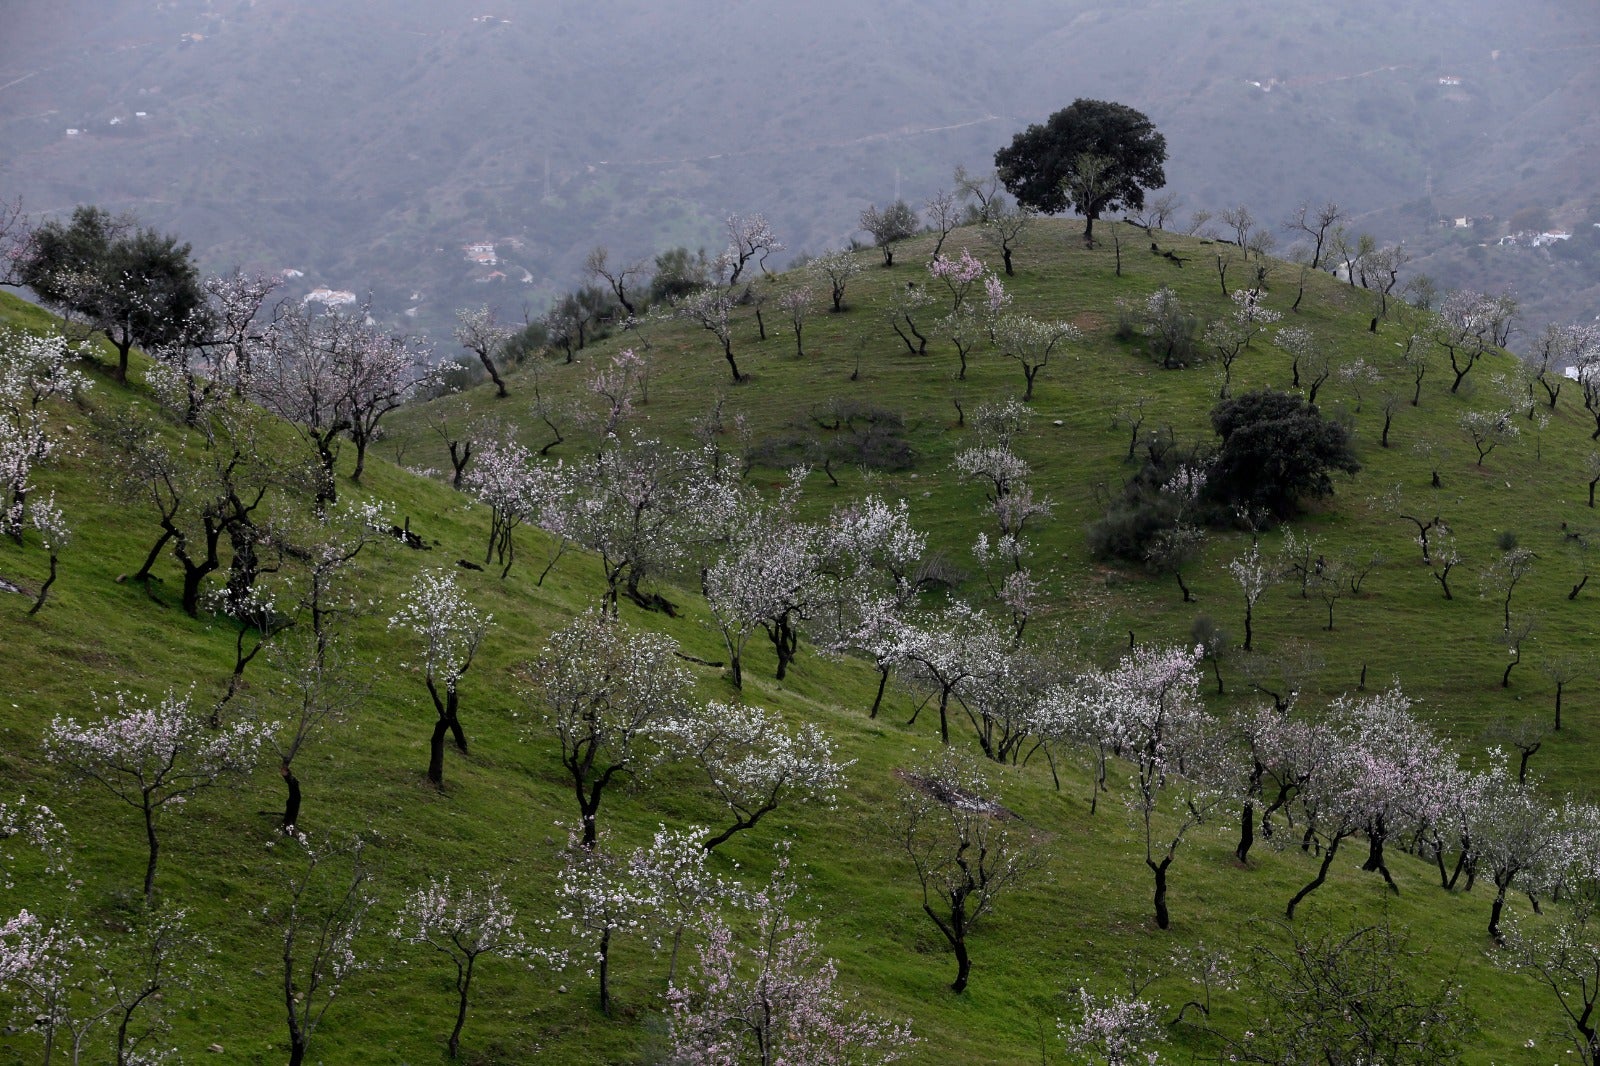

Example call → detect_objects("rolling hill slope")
2 219 1599 1062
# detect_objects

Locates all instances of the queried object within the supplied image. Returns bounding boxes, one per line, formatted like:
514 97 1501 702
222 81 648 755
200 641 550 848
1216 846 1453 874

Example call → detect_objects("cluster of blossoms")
0 328 89 540
1060 987 1166 1066
927 248 991 314
666 847 914 1065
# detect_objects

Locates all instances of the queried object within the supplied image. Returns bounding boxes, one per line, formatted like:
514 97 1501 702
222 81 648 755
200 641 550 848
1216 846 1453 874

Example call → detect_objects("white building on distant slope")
303 287 357 307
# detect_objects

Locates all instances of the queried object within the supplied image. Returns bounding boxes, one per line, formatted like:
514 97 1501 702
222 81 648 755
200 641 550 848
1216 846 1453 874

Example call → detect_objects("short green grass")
0 214 1594 1064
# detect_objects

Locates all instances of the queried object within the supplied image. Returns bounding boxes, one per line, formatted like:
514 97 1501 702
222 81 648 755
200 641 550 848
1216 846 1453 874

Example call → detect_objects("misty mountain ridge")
2 0 1597 346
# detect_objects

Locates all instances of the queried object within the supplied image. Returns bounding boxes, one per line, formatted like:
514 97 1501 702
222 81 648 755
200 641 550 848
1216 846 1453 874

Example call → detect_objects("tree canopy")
20 205 204 382
1207 389 1360 518
994 99 1167 241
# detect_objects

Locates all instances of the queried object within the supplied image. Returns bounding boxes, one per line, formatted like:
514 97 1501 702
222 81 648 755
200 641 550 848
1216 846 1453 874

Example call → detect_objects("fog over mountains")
3 0 1597 346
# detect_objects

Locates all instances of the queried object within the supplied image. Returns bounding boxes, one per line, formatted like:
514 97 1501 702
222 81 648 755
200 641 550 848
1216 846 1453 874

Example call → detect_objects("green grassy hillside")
2 217 1597 1063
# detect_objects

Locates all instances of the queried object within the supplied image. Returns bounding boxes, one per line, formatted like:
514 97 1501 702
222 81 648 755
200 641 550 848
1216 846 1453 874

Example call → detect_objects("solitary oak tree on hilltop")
995 99 1167 244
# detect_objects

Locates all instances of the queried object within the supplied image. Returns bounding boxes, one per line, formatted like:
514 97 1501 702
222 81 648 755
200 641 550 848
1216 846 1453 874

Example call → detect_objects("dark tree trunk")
1287 835 1343 918
949 937 971 993
133 527 176 584
1517 744 1539 784
429 679 469 754
1236 769 1262 863
427 716 448 786
575 772 609 848
768 616 798 680
448 439 472 488
475 351 508 398
142 801 159 901
598 929 612 1014
722 341 742 383
281 762 302 830
1174 570 1193 603
26 553 58 616
1445 844 1471 891
1148 856 1172 929
700 795 781 852
890 319 919 356
449 956 475 1058
112 334 133 385
1489 878 1512 942
1361 823 1399 894
314 436 340 509
114 990 156 1066
176 528 221 617
869 665 890 718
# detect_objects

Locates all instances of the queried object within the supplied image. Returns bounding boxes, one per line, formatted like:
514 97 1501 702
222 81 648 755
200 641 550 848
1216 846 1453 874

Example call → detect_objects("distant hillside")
3 0 1597 344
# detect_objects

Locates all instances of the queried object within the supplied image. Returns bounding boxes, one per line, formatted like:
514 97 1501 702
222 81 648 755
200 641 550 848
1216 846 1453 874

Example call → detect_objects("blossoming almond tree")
1475 774 1565 942
0 328 90 544
388 569 491 787
927 248 990 315
1227 541 1276 652
699 488 825 689
276 833 374 1066
452 304 512 398
23 491 68 616
1102 644 1241 928
892 601 1006 746
553 834 651 1015
721 213 782 287
776 287 813 358
807 249 861 313
43 687 270 901
1499 893 1600 1063
812 496 930 718
677 286 743 383
898 752 1042 992
0 795 69 1044
1059 987 1166 1066
461 433 536 578
659 701 850 851
667 847 914 1065
541 433 690 614
628 825 743 984
263 629 364 831
524 610 693 847
394 874 528 1059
